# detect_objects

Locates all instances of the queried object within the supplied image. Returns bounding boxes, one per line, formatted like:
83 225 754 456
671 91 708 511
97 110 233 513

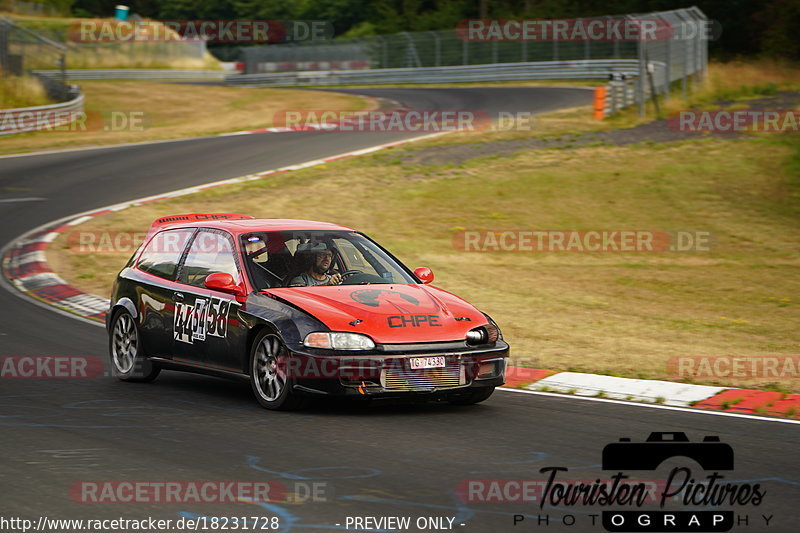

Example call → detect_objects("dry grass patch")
9 15 222 69
619 59 800 121
51 135 800 390
0 82 372 155
43 60 800 390
0 74 52 109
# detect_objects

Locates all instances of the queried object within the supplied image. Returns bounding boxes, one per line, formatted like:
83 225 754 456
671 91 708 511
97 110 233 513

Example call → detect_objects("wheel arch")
244 321 281 375
107 297 138 330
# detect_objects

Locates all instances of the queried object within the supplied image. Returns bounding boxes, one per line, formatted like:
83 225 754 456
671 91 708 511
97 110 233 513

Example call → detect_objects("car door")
173 229 246 371
133 228 195 359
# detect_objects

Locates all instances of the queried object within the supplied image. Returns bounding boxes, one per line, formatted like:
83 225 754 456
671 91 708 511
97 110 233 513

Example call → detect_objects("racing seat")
260 247 293 287
282 248 316 287
248 241 293 290
249 262 274 291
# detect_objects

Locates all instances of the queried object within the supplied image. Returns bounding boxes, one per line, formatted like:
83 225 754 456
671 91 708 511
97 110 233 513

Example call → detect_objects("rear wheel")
109 309 160 382
250 331 306 410
448 387 495 405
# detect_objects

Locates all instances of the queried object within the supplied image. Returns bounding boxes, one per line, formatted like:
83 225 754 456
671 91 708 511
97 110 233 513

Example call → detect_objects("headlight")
466 323 500 345
485 321 500 342
303 332 376 350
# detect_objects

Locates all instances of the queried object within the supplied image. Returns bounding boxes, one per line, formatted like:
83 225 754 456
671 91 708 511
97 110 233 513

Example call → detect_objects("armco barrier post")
609 81 619 115
594 86 606 120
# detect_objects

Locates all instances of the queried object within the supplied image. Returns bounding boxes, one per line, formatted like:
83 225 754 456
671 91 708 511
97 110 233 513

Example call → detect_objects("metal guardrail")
241 26 640 73
236 7 707 117
0 92 85 135
28 7 706 119
32 62 650 120
227 60 643 87
606 79 637 115
33 69 226 81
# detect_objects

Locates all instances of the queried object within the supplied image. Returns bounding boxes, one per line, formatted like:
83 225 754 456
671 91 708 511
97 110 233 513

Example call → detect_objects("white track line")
0 197 47 203
498 387 800 425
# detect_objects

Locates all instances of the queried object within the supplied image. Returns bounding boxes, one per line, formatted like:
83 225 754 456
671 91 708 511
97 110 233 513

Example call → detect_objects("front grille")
381 359 466 391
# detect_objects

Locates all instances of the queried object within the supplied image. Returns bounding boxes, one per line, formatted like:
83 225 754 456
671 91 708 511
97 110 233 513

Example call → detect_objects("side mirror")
414 267 434 284
204 272 245 296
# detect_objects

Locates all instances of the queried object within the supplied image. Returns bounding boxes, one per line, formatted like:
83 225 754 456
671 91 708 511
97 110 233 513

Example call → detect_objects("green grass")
721 397 745 410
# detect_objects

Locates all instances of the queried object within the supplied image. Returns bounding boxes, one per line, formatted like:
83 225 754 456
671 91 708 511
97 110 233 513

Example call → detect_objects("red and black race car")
107 213 509 410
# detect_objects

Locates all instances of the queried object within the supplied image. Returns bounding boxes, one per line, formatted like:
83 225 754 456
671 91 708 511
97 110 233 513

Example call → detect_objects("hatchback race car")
107 213 509 409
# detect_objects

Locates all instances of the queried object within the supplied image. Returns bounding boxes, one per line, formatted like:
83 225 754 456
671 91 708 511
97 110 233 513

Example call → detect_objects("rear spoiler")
144 213 254 241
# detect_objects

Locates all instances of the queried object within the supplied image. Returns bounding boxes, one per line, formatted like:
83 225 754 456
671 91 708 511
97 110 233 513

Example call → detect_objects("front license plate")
409 356 446 370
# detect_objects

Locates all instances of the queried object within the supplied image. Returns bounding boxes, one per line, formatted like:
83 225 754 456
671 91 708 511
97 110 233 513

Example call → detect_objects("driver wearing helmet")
289 242 342 287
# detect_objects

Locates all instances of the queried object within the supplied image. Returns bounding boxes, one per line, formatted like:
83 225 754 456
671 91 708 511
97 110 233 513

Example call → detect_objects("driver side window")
179 230 241 288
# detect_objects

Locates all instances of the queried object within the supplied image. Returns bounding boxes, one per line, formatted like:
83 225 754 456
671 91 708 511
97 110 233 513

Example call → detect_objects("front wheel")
448 387 495 405
249 331 306 410
109 309 160 382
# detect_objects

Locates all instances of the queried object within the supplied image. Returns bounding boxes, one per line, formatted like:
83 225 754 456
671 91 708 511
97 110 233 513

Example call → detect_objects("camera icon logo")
602 432 734 471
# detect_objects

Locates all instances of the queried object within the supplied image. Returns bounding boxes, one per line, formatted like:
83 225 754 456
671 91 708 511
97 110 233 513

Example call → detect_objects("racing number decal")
174 300 204 344
206 298 231 338
192 299 207 341
174 296 232 344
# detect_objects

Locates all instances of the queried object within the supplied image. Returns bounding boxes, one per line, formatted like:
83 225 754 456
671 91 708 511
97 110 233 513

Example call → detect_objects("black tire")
249 330 306 410
448 387 495 405
108 309 160 382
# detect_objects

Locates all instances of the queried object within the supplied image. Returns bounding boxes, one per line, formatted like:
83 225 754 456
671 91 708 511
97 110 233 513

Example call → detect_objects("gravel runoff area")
401 91 800 166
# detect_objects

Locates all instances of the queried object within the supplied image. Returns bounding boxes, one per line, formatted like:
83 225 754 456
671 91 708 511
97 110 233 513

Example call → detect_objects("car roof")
168 218 356 233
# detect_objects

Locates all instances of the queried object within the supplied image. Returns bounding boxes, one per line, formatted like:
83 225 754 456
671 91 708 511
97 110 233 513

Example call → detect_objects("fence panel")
236 8 707 117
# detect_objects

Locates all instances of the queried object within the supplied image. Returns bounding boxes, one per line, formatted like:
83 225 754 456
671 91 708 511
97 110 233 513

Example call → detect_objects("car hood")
265 284 487 343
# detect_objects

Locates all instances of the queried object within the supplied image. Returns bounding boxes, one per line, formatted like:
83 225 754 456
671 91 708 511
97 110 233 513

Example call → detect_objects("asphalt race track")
1 87 797 533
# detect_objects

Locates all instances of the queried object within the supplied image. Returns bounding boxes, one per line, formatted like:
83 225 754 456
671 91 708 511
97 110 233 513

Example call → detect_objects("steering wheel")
338 270 363 281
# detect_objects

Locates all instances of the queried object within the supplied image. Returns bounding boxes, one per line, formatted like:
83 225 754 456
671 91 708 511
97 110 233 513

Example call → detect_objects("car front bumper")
283 341 510 397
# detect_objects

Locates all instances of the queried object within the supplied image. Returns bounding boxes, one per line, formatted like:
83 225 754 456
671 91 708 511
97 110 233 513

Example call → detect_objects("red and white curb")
221 124 343 135
527 371 725 407
3 217 110 321
221 97 411 136
504 367 800 419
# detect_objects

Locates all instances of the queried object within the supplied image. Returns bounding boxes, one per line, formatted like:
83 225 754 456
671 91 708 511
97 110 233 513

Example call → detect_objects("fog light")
477 361 497 379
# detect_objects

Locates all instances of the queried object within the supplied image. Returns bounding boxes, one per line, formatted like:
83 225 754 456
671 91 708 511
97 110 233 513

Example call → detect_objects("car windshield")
241 230 417 289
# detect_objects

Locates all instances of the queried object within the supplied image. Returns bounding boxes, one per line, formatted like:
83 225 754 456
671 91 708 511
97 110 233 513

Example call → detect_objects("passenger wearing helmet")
288 242 342 287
